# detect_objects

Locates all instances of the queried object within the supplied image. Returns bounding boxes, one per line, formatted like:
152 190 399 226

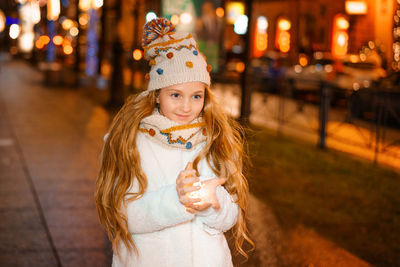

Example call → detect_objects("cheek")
193 101 205 116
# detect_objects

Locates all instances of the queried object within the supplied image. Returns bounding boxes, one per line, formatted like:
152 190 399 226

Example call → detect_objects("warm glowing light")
275 17 291 53
349 54 358 63
254 33 268 57
226 2 244 24
0 10 5 32
216 7 224 18
299 55 308 67
132 49 143 61
294 65 302 73
63 45 73 55
35 39 44 49
234 15 248 35
332 15 349 57
70 26 79 36
63 38 71 47
79 13 89 25
345 1 367 15
253 16 268 58
62 19 74 30
332 32 348 56
146 12 157 22
180 13 192 25
9 24 20 39
324 64 333 72
336 17 349 30
171 14 179 25
27 1 41 24
278 31 290 53
79 0 90 11
19 32 35 52
278 19 291 31
257 16 268 33
236 62 245 72
41 35 50 45
314 51 323 60
53 35 63 45
47 0 60 20
93 0 103 9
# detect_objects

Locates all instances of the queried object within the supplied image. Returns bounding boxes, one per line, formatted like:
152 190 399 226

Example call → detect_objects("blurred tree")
109 0 125 107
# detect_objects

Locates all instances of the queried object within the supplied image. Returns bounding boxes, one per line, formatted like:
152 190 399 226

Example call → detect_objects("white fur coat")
112 132 239 267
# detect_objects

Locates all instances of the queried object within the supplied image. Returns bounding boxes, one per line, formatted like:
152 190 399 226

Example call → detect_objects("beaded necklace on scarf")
139 111 207 150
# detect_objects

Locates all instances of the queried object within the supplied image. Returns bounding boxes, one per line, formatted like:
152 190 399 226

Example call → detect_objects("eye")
171 93 180 98
193 94 203 100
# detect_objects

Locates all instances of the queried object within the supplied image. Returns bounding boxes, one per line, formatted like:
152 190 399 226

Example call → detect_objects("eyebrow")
165 89 204 94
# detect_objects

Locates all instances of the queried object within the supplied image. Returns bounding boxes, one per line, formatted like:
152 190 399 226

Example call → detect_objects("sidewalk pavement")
0 61 112 266
0 60 375 267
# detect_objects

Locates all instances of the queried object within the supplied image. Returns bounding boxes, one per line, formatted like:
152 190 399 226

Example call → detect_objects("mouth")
175 114 191 120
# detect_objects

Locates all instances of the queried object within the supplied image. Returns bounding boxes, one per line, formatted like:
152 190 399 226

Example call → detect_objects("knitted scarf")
139 112 207 150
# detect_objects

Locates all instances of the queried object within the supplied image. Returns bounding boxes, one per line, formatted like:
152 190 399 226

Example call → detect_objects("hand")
176 162 201 212
186 177 226 212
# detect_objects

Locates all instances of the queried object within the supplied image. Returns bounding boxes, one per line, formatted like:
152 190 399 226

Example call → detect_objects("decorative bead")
156 68 163 75
186 142 192 149
149 59 156 66
145 73 150 80
149 128 156 136
193 50 198 56
167 52 174 59
206 64 212 72
186 61 193 68
202 128 206 136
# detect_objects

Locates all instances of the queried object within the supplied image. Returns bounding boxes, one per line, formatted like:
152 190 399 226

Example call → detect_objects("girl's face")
158 81 205 124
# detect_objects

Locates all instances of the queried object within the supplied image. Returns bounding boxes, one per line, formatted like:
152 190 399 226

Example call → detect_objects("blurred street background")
1 0 400 266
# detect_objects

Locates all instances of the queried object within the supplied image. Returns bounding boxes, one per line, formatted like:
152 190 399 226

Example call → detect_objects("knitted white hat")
141 18 211 93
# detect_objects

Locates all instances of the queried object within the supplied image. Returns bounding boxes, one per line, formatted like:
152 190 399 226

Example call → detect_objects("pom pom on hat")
140 17 211 94
142 17 176 47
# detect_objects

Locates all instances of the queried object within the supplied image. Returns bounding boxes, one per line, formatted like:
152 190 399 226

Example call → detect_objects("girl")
95 18 253 266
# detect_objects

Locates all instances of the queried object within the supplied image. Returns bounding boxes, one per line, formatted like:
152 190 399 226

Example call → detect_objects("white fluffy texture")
112 132 238 267
144 31 210 93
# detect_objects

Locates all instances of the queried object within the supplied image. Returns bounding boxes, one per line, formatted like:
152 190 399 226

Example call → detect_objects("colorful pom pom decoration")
186 61 193 68
142 17 176 47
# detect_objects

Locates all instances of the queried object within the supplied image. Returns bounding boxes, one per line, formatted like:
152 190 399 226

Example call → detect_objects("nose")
182 97 191 113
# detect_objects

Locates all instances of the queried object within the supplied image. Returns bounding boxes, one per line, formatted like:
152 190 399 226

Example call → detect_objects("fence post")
318 82 330 149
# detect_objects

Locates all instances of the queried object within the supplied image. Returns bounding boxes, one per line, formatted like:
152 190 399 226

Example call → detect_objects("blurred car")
350 72 400 128
334 54 386 92
248 51 287 93
285 52 336 92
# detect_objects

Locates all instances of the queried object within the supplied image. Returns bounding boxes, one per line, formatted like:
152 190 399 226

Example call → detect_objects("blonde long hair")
95 86 254 257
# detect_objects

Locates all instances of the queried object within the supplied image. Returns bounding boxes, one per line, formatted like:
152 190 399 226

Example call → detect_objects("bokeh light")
146 12 157 22
9 24 20 39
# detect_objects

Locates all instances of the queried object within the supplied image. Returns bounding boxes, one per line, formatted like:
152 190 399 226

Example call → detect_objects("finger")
186 207 196 213
183 169 197 178
185 162 193 171
178 177 200 189
183 185 201 194
177 171 198 186
190 202 212 211
180 196 201 205
181 176 200 186
211 201 220 210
